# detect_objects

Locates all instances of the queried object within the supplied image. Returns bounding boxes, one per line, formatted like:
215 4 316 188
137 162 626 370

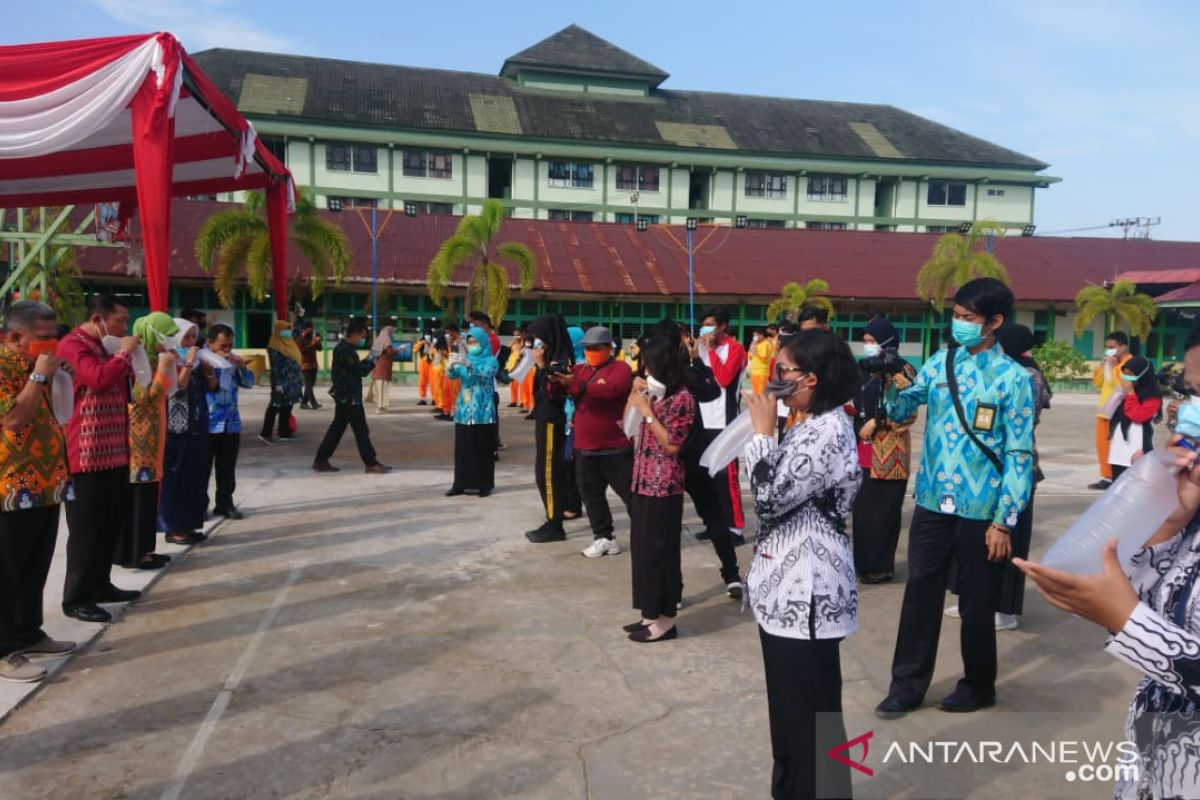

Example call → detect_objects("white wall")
976 185 1033 224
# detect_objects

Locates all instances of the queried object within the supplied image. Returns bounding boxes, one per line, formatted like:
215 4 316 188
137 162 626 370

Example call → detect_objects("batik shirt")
631 388 694 497
205 364 255 434
447 357 498 425
0 348 70 510
328 341 375 405
127 373 171 483
885 345 1034 526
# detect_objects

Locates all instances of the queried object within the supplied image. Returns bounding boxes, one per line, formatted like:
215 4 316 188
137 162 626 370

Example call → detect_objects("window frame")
806 175 848 203
548 160 594 189
927 180 968 207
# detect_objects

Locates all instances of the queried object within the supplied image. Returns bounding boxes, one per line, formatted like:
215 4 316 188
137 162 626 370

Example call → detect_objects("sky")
10 0 1200 241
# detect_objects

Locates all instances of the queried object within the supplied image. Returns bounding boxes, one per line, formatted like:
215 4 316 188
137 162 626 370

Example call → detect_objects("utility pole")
1110 217 1162 239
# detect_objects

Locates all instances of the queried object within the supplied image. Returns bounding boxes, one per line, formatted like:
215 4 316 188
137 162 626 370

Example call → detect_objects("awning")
0 32 295 319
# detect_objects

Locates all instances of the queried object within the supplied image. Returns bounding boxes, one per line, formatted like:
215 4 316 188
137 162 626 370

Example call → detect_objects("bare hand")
156 351 178 376
627 391 652 417
743 390 778 436
685 337 699 360
1102 355 1116 367
1014 540 1140 632
859 418 877 442
985 523 1012 562
549 372 576 387
631 377 648 395
184 346 199 366
118 335 140 354
33 353 60 379
1163 435 1200 528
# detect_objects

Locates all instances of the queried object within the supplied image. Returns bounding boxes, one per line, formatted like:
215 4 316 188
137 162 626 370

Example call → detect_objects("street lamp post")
371 205 378 332
686 217 697 334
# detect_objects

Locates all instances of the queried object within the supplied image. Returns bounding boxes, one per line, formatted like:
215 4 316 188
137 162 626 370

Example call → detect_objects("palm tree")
426 199 537 326
1073 279 1157 338
765 278 834 323
915 219 1009 305
195 188 350 309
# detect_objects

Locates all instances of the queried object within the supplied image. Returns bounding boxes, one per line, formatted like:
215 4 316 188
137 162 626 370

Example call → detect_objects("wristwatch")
29 373 48 385
645 415 656 427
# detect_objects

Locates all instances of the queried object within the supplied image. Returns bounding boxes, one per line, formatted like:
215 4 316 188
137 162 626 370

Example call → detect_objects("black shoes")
629 625 677 643
694 528 713 541
445 487 465 497
622 620 649 633
525 523 566 543
312 461 340 473
861 572 894 584
63 604 111 623
97 586 141 603
1087 479 1112 490
364 463 393 474
937 690 996 713
478 488 493 498
215 506 244 520
417 399 429 406
875 695 920 720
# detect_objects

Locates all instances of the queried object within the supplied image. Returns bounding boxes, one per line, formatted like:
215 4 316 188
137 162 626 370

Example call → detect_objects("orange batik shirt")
0 348 70 510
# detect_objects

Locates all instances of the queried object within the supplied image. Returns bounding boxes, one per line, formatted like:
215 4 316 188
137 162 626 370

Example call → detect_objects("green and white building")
194 24 1056 233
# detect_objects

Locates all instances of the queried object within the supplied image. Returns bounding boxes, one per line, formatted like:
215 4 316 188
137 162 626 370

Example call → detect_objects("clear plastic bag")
622 404 644 439
51 370 73 424
509 350 534 383
102 336 151 387
699 411 755 477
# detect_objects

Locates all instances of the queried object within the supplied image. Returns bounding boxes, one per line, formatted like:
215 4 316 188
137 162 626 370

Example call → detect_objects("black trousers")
0 505 59 656
301 369 318 407
888 506 1001 704
575 449 634 539
452 423 496 491
316 402 377 466
262 403 294 440
683 427 740 584
851 472 907 576
759 628 851 800
209 432 241 513
115 482 158 568
534 419 574 530
64 467 129 607
630 493 683 619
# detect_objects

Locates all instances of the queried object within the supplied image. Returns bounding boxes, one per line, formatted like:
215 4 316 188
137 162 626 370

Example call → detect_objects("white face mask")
862 343 882 358
645 375 667 399
1104 348 1118 358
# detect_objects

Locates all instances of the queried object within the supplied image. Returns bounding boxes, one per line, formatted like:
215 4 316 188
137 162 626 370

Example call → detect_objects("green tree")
195 188 350 310
765 278 834 323
426 199 537 326
1072 279 1158 339
6 209 87 326
1031 339 1088 382
916 219 1010 305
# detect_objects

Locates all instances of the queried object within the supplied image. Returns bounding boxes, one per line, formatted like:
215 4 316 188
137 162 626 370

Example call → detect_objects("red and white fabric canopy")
0 32 294 318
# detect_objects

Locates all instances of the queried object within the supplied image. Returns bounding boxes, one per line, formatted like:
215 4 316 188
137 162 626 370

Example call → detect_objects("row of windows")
325 145 455 179
326 197 453 214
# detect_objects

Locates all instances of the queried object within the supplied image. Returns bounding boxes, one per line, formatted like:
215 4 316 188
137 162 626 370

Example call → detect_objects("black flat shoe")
217 507 244 520
445 487 465 497
136 554 170 570
166 531 203 546
622 620 650 633
861 572 893 584
96 586 141 603
875 695 920 720
629 625 677 643
937 691 996 713
63 603 111 623
478 488 492 498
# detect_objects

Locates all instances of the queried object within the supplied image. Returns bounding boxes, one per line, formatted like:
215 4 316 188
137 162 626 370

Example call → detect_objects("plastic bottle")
699 411 755 477
1041 449 1181 575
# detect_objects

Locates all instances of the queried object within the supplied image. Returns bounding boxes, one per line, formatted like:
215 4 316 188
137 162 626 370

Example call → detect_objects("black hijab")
526 314 573 366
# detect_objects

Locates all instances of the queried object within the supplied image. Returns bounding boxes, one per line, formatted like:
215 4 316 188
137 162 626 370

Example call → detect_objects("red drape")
129 71 175 313
266 180 289 321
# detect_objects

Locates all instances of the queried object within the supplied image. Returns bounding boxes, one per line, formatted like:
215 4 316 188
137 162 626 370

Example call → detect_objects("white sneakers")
726 581 744 600
0 653 46 683
944 605 1020 631
582 538 621 558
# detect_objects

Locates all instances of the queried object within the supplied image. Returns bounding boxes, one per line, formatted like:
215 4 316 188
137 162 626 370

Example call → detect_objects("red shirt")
566 359 634 452
632 388 695 497
57 328 133 474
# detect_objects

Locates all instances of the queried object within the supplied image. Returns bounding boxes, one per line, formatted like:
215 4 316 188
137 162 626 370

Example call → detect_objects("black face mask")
765 377 800 398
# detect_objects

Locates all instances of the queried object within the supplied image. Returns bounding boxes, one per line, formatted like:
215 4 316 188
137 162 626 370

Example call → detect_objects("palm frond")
292 216 352 285
495 241 537 291
243 190 267 215
454 215 492 252
245 234 273 302
214 235 254 309
292 234 331 300
485 262 511 325
427 235 480 306
195 209 264 271
480 199 506 240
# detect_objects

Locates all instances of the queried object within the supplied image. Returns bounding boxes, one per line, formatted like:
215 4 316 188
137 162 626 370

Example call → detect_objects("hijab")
863 314 898 349
568 326 585 363
466 326 498 372
997 324 1037 370
268 320 302 363
1121 356 1160 402
132 312 179 366
526 314 573 366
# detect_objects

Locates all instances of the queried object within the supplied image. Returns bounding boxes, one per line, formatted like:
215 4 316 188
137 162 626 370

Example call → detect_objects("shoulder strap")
945 347 1004 474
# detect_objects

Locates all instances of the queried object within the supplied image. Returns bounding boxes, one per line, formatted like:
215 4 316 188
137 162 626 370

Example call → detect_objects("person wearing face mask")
157 318 209 545
58 294 142 623
623 336 696 643
549 326 635 558
875 278 1035 719
117 313 180 571
851 314 918 584
298 320 323 410
262 320 303 437
204 324 256 520
749 328 775 396
444 327 499 498
436 325 461 422
313 318 391 474
1107 356 1163 482
0 302 77 682
1091 331 1133 490
742 329 862 800
525 314 578 543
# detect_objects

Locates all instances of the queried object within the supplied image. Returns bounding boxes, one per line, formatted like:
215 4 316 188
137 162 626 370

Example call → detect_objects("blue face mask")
280 330 293 339
951 319 985 349
1177 397 1200 439
468 343 484 356
175 347 189 359
699 325 717 337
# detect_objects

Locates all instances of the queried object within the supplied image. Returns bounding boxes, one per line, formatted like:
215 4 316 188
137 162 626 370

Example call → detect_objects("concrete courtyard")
0 385 1144 799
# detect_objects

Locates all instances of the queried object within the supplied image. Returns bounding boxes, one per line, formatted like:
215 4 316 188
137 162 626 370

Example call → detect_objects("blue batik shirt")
447 326 500 425
206 365 255 434
886 344 1035 526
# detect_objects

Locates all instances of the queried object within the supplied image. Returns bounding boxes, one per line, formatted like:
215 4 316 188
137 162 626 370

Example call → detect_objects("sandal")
166 531 202 546
136 553 171 570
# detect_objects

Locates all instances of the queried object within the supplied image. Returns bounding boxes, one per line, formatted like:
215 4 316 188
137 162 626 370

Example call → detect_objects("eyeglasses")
774 365 804 380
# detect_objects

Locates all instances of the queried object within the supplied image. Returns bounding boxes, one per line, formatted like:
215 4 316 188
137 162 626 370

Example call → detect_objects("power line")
1038 217 1163 238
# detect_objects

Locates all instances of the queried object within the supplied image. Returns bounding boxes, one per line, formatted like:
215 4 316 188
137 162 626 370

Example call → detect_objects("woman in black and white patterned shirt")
1017 329 1200 800
743 329 862 800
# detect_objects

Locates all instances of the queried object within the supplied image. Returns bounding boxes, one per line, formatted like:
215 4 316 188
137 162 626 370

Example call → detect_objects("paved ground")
0 386 1143 799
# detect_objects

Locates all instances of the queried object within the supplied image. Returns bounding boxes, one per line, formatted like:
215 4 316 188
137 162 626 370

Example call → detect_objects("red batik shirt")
632 387 695 497
57 327 133 474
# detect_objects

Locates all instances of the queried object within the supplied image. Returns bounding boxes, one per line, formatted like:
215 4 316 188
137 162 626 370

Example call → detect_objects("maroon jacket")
565 359 634 452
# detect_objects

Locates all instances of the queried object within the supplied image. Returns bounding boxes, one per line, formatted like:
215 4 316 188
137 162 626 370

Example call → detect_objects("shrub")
1032 339 1088 382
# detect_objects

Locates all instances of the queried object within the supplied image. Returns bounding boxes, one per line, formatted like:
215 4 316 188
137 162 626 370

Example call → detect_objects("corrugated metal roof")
74 201 1200 305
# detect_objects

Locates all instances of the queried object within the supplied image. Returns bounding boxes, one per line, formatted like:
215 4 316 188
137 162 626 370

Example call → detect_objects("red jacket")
566 359 634 452
57 327 133 474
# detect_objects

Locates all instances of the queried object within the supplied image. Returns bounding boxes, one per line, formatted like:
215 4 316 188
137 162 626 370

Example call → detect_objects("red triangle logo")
828 730 875 777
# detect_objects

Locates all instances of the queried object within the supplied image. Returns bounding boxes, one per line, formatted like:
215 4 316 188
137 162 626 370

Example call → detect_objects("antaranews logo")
828 731 875 777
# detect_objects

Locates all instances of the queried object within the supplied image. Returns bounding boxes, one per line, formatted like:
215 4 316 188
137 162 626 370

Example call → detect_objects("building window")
402 151 453 180
615 165 660 192
615 213 659 225
927 181 967 206
806 221 848 230
326 143 377 174
548 209 594 221
548 161 594 189
807 176 848 202
745 172 787 199
986 188 1007 197
261 135 287 165
747 219 786 228
925 225 956 233
328 196 378 209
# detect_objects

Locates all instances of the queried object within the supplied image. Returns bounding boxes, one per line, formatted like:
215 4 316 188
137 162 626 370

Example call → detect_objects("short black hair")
953 278 1013 322
640 336 687 398
208 323 234 341
300 319 314 330
700 306 730 327
766 324 779 334
797 306 829 325
467 311 492 327
1105 331 1130 347
179 307 205 323
86 293 124 319
444 322 460 334
345 318 369 336
3 301 55 333
779 329 859 415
